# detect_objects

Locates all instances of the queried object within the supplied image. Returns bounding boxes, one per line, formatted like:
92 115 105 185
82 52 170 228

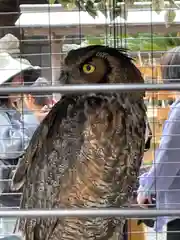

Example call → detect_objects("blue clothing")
0 106 39 160
20 108 39 136
0 105 39 237
138 98 180 232
0 105 39 206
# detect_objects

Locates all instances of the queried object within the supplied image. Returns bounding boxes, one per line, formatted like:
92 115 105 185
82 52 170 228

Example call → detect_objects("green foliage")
49 0 56 3
85 35 105 45
127 33 169 51
84 32 180 51
49 0 179 26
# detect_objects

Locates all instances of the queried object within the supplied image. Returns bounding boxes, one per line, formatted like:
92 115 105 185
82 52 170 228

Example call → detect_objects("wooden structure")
128 220 146 240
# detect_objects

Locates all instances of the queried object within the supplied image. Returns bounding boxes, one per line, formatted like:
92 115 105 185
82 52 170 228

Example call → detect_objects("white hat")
16 57 32 66
0 34 20 55
0 52 40 85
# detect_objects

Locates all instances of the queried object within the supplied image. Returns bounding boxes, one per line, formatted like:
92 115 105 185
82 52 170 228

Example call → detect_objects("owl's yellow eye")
82 64 95 74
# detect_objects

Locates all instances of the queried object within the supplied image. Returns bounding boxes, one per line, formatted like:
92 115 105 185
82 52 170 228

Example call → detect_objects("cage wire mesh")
0 0 180 240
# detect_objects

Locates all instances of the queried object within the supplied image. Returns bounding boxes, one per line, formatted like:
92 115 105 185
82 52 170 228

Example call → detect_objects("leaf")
96 2 107 18
166 32 180 46
152 0 164 14
169 0 180 10
85 0 98 18
49 0 56 4
66 2 77 9
164 9 176 28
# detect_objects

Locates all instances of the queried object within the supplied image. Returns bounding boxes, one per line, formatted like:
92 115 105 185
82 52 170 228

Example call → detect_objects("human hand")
137 191 152 208
34 110 49 122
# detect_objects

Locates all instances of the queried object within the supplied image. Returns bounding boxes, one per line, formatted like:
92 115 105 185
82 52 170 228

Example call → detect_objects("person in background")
0 52 44 236
23 77 56 123
137 46 180 240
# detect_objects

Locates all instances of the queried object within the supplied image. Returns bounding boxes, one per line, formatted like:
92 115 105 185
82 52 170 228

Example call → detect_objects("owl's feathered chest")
46 93 146 202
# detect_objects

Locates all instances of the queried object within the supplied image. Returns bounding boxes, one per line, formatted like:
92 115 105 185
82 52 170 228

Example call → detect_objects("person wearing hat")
0 52 44 236
137 46 180 240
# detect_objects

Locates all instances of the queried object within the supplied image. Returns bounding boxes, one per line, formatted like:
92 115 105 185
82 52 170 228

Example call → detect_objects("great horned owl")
11 45 148 240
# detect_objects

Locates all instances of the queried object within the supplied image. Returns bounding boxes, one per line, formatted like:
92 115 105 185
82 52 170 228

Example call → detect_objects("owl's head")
59 45 144 85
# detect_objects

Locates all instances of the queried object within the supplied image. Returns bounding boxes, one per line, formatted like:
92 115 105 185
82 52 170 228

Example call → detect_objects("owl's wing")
11 96 77 191
12 95 87 239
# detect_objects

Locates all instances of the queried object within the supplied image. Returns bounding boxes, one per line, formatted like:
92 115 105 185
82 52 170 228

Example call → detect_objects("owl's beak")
58 70 69 85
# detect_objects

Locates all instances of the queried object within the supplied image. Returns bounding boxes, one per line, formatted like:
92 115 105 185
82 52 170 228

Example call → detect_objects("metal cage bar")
0 83 180 94
0 209 179 218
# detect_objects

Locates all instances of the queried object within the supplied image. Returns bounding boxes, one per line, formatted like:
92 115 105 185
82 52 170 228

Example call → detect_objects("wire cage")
1 1 180 240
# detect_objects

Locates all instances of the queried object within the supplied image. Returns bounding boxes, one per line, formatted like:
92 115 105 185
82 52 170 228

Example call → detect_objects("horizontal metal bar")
0 84 180 94
0 209 179 218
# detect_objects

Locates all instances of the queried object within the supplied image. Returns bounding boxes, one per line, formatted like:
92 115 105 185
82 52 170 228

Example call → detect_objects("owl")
11 45 149 240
